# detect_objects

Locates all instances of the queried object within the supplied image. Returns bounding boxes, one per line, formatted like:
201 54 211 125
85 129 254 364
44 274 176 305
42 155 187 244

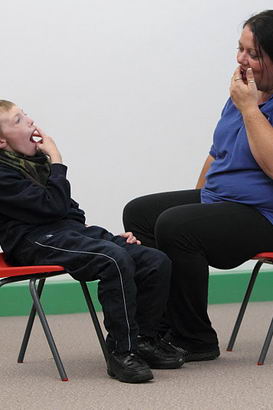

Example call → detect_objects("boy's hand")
120 232 141 245
35 127 63 164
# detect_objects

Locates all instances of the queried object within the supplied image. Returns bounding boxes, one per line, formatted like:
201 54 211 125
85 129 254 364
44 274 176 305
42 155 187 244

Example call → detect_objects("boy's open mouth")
30 130 42 143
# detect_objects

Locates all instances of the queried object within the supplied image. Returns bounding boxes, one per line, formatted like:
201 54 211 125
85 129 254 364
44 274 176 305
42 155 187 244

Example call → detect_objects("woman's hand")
230 67 259 113
230 67 273 179
120 232 141 245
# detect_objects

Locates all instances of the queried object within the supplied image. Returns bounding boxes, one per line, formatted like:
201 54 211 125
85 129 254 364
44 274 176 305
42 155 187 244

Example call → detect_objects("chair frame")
0 266 109 381
227 253 273 365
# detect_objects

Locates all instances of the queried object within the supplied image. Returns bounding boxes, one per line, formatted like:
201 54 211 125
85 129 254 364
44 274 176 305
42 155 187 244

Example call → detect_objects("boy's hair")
0 100 15 136
0 100 15 113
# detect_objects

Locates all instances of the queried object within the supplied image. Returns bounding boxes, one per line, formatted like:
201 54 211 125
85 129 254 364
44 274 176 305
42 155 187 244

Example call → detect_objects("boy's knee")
143 247 172 281
155 249 172 272
157 250 172 282
107 246 135 271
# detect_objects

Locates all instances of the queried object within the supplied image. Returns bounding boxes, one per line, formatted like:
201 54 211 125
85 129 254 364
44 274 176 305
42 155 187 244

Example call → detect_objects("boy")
0 100 184 383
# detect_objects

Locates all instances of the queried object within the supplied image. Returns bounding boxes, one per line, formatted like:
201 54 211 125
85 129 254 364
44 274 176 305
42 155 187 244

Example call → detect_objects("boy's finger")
35 126 46 136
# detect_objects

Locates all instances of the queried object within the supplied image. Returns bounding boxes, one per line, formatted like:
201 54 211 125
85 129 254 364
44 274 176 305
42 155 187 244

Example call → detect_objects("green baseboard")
1 269 273 316
0 280 101 317
208 270 273 304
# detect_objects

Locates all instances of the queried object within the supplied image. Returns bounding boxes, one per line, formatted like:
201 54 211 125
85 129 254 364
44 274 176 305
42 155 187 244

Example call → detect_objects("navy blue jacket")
0 163 85 256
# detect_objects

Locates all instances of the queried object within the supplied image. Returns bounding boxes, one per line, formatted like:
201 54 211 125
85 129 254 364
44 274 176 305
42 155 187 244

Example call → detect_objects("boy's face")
0 105 38 156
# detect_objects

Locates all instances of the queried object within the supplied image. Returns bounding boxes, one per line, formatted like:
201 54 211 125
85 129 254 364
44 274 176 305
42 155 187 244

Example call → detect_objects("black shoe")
161 336 220 363
137 336 185 369
184 348 220 362
107 351 153 383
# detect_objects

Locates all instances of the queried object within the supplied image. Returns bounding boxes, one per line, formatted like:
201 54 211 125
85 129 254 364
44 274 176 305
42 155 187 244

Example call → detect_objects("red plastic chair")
0 252 108 381
227 252 273 365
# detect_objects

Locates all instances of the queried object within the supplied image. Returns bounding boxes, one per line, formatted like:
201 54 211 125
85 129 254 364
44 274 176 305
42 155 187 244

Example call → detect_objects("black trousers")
13 221 171 353
123 189 273 351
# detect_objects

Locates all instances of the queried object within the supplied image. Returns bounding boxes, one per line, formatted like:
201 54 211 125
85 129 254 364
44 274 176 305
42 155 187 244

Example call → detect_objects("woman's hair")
244 10 273 63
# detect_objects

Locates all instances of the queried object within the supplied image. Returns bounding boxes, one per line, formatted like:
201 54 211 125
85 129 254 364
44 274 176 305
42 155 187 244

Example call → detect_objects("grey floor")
1 302 273 410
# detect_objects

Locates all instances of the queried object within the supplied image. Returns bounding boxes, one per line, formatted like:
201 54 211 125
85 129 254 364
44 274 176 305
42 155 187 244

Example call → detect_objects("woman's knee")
123 195 158 239
155 209 178 247
155 206 197 252
123 196 144 229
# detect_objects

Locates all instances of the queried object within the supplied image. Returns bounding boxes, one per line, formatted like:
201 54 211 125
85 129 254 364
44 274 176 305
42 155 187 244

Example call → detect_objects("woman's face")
237 25 273 95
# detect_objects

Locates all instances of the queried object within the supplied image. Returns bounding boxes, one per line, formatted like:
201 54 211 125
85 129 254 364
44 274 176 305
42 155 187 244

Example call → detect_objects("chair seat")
252 252 273 263
0 253 63 277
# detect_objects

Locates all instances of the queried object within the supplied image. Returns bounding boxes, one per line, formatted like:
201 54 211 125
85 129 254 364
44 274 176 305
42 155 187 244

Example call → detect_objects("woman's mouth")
240 69 247 83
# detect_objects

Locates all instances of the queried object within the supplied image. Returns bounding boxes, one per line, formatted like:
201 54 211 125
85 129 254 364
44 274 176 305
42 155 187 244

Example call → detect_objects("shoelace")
125 352 148 367
160 338 187 355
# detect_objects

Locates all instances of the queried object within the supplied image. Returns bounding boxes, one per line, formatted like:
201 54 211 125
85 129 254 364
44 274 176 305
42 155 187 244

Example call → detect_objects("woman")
123 10 273 362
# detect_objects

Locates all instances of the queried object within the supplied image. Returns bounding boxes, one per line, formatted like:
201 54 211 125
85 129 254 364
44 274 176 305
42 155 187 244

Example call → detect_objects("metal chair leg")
257 317 273 365
29 278 68 381
18 278 45 363
80 282 109 364
227 260 263 351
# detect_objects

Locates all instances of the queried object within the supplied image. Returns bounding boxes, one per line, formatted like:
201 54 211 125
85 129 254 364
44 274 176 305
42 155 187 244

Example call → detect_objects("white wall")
1 0 272 271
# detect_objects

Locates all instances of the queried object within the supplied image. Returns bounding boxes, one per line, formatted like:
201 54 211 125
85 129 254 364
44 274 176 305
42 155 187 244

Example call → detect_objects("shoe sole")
144 357 185 369
161 338 220 363
107 368 153 383
185 351 220 362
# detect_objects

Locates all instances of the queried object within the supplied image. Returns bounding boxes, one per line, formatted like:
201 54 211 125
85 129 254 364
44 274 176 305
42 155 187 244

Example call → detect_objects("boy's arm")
35 131 85 224
0 131 78 223
0 163 72 224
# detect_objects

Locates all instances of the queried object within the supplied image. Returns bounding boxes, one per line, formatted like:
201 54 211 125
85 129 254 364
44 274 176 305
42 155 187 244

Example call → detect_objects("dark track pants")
13 221 171 353
123 189 273 351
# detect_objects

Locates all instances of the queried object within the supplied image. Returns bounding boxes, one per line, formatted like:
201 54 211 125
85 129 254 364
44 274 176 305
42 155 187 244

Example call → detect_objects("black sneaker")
184 348 220 362
107 351 153 383
137 336 185 369
161 336 220 363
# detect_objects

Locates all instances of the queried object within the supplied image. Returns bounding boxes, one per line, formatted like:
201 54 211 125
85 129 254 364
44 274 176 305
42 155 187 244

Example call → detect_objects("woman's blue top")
201 96 273 223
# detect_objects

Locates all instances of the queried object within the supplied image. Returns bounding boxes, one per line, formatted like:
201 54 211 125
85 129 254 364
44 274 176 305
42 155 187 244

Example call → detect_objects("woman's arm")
230 67 273 179
195 154 215 189
242 108 273 178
